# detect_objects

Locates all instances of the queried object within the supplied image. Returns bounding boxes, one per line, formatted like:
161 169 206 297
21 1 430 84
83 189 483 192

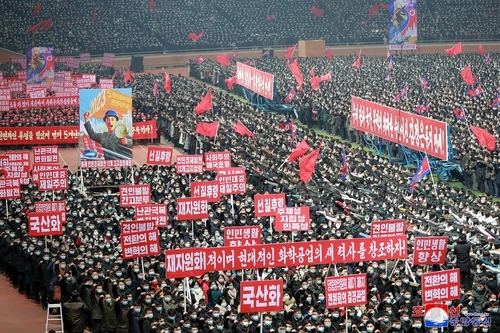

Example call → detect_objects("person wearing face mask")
375 312 391 333
385 319 403 333
100 293 118 333
222 281 239 309
139 308 155 333
472 281 488 312
36 253 52 310
261 315 275 333
292 309 304 329
235 316 252 333
454 234 472 291
284 292 297 312
490 303 500 333
208 281 223 308
129 303 143 333
90 284 105 333
190 281 205 307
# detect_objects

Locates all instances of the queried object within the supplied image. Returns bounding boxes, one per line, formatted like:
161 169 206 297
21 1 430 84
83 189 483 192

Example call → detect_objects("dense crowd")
0 0 499 55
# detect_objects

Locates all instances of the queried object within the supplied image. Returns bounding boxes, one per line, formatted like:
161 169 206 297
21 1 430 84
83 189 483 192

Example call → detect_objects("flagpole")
424 153 438 197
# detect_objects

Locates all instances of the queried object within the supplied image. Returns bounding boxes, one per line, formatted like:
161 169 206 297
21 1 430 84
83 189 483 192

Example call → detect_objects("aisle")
0 274 46 333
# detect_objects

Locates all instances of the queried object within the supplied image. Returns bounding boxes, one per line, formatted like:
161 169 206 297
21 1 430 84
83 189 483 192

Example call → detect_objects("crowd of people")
0 0 499 55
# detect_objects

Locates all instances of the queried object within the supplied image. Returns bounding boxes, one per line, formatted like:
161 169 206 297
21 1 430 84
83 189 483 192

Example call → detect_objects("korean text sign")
38 169 67 191
370 219 407 237
121 230 161 260
274 206 310 231
0 178 21 199
147 146 173 166
119 184 151 207
254 193 286 217
165 236 408 278
33 146 59 164
413 236 449 265
34 201 66 224
176 197 208 220
191 180 220 202
176 155 203 174
216 167 246 195
325 274 367 308
28 211 64 236
135 204 168 227
236 62 275 100
121 220 156 235
204 151 231 170
224 226 261 247
240 280 284 313
32 164 60 183
421 269 460 304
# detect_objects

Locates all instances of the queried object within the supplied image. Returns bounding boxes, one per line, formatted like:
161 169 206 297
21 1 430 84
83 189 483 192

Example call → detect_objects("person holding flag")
409 154 431 193
340 148 348 180
419 75 429 89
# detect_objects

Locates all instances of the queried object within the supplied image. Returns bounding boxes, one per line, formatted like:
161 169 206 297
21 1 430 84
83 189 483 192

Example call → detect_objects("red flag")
380 3 389 10
310 6 324 17
124 67 133 83
233 121 254 139
288 59 303 90
194 91 212 115
310 71 331 90
288 139 310 162
195 122 219 137
284 45 296 61
326 48 333 61
26 22 42 34
352 49 362 69
460 65 475 85
149 0 156 12
225 75 237 90
470 126 496 152
34 2 41 17
478 45 485 56
164 72 171 93
92 8 97 25
188 31 204 42
215 54 231 67
369 4 379 16
41 17 53 31
153 82 157 96
445 41 462 55
299 148 320 183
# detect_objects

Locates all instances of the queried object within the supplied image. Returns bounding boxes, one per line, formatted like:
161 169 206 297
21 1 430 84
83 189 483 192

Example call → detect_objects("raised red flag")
195 121 219 137
288 59 303 90
284 45 296 61
194 91 212 115
149 0 156 12
225 75 237 90
164 72 171 93
26 22 42 34
445 41 462 55
326 48 333 61
310 6 324 17
215 54 231 66
188 31 204 42
288 139 310 162
369 4 379 16
460 65 474 85
34 2 41 17
478 45 485 56
153 82 157 96
352 49 362 69
41 17 53 31
124 67 133 83
92 8 97 25
470 126 496 152
299 148 320 183
233 120 254 139
380 3 389 10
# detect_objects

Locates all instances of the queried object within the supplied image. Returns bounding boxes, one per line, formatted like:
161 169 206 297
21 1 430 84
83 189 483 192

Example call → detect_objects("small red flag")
41 17 53 31
288 59 303 90
188 32 204 42
124 67 133 83
26 22 42 34
470 126 496 152
369 4 379 16
215 54 231 67
92 8 97 26
284 45 296 61
195 122 219 138
149 0 156 12
445 41 462 55
380 3 389 10
194 91 212 115
225 75 237 90
153 81 157 96
164 72 171 93
478 45 485 56
326 48 333 61
288 139 310 162
34 2 41 18
233 121 254 139
310 6 324 17
460 65 475 85
352 49 362 69
299 148 320 183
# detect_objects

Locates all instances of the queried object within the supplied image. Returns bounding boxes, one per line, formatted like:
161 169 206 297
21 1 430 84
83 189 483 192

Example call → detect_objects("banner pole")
52 190 55 201
230 194 234 217
405 260 417 284
5 200 8 219
260 313 263 333
131 169 135 185
389 259 399 279
183 278 188 313
141 257 145 277
277 160 287 170
192 220 194 239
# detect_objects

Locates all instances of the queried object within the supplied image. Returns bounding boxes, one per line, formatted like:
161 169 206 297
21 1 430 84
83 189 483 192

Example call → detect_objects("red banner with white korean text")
135 204 169 227
66 58 80 69
38 169 68 191
165 236 408 278
413 236 448 265
29 89 46 98
0 126 79 145
254 193 286 217
16 71 26 81
176 197 208 220
101 53 115 67
33 146 59 164
10 57 26 69
0 88 10 100
133 120 157 139
146 146 173 166
119 184 151 207
8 81 24 92
0 161 29 184
32 163 60 183
34 201 66 224
274 206 310 231
121 230 161 260
5 151 30 166
224 226 261 247
421 269 460 304
216 167 246 195
8 96 79 110
54 72 71 82
121 220 156 235
76 78 91 88
325 274 367 308
240 280 284 313
0 100 9 111
98 78 114 89
351 96 448 160
191 180 221 202
0 178 21 199
176 155 203 174
204 151 231 170
79 53 91 62
55 57 74 65
82 74 96 83
236 62 274 100
28 211 64 237
370 219 407 237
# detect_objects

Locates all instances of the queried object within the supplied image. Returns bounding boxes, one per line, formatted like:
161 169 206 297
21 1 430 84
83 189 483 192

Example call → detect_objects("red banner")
38 169 68 191
0 126 79 145
28 211 64 236
66 58 80 69
0 162 29 184
75 78 91 88
135 204 168 227
33 146 59 164
133 120 157 139
119 184 151 207
79 53 91 62
224 226 261 247
101 53 115 67
165 236 408 278
121 220 156 235
26 84 48 92
204 151 231 170
176 197 208 220
8 96 79 110
0 72 3 83
5 151 30 166
0 178 21 199
8 81 23 92
0 88 10 100
413 236 448 265
421 269 460 304
236 62 274 100
240 280 284 313
99 78 114 89
370 219 407 237
351 96 448 160
32 163 60 182
176 155 203 174
121 230 160 260
146 146 173 166
254 193 286 217
0 100 8 111
16 71 26 81
55 57 74 64
54 72 71 82
216 167 246 195
34 201 66 224
82 74 96 83
29 89 46 98
9 57 26 69
325 274 367 308
274 206 310 231
191 180 220 202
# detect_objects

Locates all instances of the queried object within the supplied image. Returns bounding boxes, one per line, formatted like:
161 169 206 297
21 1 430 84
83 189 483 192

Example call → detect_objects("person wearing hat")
83 109 133 160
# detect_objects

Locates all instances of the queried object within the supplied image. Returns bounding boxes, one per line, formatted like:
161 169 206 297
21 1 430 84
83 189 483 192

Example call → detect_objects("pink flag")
225 75 237 90
194 91 212 115
352 49 362 69
326 48 333 61
369 4 379 16
215 54 231 66
478 45 485 56
164 72 171 93
284 45 296 61
288 59 303 90
188 31 204 42
470 126 496 151
289 139 310 162
299 148 320 183
460 65 475 85
310 6 324 17
445 41 462 55
233 121 254 139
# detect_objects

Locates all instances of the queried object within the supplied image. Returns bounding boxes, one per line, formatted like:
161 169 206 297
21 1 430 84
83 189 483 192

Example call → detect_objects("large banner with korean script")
26 47 55 84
